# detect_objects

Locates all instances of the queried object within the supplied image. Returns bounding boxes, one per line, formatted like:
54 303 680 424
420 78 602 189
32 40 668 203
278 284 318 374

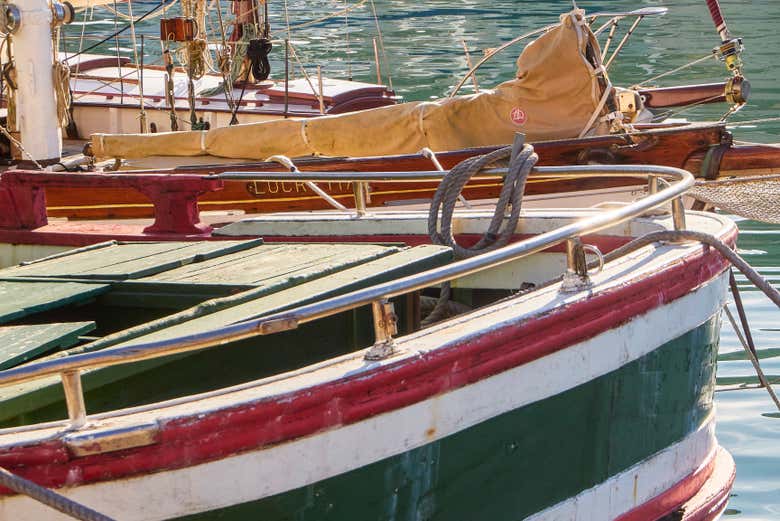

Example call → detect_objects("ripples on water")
64 0 779 518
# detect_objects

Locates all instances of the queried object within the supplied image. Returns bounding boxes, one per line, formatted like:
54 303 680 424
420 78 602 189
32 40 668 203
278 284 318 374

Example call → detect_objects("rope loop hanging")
428 142 538 258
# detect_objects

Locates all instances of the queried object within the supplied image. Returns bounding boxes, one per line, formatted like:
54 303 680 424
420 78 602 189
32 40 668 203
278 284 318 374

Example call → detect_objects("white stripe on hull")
0 271 728 520
526 420 716 521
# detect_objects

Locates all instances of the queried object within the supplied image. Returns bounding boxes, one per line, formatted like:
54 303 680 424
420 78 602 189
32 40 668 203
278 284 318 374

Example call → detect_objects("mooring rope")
0 466 115 521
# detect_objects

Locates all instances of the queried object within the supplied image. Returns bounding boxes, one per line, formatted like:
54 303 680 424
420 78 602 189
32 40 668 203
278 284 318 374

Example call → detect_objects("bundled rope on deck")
428 141 538 258
53 60 73 130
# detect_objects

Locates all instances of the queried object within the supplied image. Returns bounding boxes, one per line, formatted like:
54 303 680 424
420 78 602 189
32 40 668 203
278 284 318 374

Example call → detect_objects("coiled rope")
0 466 115 521
424 142 537 325
53 61 73 130
428 143 538 258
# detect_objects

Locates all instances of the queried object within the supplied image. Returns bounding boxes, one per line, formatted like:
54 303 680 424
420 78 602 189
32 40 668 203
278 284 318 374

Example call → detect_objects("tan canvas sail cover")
91 10 610 160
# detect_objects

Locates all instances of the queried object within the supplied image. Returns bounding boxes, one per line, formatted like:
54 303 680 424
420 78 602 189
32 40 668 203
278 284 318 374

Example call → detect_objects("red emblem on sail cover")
510 107 527 125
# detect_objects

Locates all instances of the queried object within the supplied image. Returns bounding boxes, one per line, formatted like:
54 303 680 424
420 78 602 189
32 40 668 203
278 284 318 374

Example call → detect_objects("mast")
7 0 73 165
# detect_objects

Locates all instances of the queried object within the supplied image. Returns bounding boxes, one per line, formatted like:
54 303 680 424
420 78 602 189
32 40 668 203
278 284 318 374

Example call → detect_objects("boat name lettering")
246 181 353 197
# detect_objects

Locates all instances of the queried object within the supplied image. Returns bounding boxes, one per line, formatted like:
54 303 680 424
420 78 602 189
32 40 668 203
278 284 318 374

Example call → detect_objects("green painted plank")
143 243 399 286
0 281 111 324
112 244 452 346
0 245 452 425
0 322 95 370
0 240 263 281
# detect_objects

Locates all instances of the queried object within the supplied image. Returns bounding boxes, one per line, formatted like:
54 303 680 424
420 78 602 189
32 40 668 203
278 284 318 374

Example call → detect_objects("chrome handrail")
218 165 680 216
216 165 672 183
0 164 693 429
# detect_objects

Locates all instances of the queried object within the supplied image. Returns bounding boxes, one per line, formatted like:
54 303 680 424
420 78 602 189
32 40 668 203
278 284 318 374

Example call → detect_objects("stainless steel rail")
0 164 693 428
216 165 672 182
218 165 678 215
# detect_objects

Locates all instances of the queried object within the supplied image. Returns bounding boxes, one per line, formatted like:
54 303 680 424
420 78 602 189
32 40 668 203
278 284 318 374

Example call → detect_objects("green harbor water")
65 0 779 517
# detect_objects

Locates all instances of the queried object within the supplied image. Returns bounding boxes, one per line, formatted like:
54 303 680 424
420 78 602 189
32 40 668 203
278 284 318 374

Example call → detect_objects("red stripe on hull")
680 448 736 521
0 229 735 494
617 447 735 521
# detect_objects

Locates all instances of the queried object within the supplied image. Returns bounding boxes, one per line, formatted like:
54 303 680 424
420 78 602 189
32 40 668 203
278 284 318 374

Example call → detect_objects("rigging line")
111 0 124 105
368 0 392 90
67 0 169 59
724 304 780 412
288 41 324 107
92 0 178 21
634 53 715 87
449 23 556 98
727 116 780 127
125 0 147 132
213 0 236 111
72 56 166 101
0 124 42 169
70 4 92 81
228 64 253 126
345 0 352 80
282 0 292 35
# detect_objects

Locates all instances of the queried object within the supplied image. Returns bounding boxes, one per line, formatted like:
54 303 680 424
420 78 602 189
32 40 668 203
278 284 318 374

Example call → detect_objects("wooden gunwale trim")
0 224 736 492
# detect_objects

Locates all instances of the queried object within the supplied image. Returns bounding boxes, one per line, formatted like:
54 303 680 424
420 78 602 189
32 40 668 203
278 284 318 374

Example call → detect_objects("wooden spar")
638 82 727 108
21 124 780 220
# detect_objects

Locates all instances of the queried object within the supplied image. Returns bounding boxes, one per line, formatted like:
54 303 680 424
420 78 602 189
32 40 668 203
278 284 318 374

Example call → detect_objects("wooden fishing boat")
0 159 738 520
7 3 776 218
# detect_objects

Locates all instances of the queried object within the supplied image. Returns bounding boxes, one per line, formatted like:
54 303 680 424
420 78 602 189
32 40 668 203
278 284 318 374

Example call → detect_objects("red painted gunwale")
0 226 736 497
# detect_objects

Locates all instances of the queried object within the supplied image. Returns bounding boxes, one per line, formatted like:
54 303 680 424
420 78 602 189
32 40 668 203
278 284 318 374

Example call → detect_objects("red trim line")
0 228 736 493
616 447 735 521
680 448 736 521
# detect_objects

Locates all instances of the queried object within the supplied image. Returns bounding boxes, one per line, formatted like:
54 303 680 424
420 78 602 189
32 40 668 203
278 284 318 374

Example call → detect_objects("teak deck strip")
0 322 96 370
